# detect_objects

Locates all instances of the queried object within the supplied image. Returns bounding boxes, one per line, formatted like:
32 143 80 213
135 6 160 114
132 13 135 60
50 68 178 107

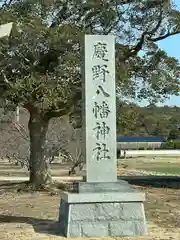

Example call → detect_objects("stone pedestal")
58 181 147 237
73 180 130 193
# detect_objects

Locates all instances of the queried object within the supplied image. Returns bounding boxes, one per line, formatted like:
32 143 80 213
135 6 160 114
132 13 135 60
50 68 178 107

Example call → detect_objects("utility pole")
16 106 20 123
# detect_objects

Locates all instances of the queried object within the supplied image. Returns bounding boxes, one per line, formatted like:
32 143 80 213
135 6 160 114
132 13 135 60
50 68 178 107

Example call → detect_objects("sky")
157 0 180 106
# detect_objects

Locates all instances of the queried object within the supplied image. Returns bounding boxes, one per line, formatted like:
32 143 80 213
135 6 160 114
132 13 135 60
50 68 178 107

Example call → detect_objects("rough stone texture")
73 180 131 193
69 202 145 221
109 220 146 236
58 192 147 237
58 199 69 236
81 222 109 237
61 191 145 203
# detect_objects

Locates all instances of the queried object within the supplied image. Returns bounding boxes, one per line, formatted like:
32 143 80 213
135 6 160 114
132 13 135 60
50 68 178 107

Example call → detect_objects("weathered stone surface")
83 35 117 183
58 193 147 237
61 191 145 203
97 202 145 221
109 221 136 236
70 204 97 221
109 220 147 236
121 202 146 220
81 222 109 237
68 223 81 237
69 202 145 221
135 219 148 235
73 180 131 193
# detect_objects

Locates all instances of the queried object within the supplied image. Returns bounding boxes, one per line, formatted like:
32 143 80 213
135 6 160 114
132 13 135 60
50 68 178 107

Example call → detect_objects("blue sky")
157 0 180 106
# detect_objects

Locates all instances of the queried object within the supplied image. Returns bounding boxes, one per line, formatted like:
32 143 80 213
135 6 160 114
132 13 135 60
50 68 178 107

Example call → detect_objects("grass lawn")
119 157 180 175
143 166 180 175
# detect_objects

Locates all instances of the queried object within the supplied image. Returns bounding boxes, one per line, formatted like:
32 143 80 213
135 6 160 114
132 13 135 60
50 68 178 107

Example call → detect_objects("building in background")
117 136 166 151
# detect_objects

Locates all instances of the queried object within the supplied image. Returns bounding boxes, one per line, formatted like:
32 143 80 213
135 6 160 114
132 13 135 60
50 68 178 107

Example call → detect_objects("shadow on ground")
0 181 29 193
0 214 63 236
1 176 180 191
0 181 69 193
118 176 180 189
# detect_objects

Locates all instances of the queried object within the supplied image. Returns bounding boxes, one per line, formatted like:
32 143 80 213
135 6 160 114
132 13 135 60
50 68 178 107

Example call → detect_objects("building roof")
117 136 166 143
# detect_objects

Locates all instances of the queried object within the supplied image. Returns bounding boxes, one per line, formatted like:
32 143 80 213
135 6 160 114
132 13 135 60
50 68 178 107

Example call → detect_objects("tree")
168 128 180 140
152 120 166 137
0 107 82 172
0 0 179 189
116 102 140 135
116 103 180 137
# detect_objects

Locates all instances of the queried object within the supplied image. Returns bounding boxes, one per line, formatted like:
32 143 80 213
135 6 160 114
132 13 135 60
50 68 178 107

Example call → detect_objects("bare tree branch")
46 108 68 119
123 4 164 59
104 1 127 34
13 121 29 141
147 30 180 42
1 0 14 8
0 70 11 85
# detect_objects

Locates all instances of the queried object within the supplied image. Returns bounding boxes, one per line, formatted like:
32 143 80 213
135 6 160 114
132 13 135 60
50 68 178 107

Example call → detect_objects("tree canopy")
117 103 180 138
0 0 179 112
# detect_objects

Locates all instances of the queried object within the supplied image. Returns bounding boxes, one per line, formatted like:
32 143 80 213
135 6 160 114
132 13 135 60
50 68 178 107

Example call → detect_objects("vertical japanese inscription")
84 35 116 182
93 42 108 61
91 41 111 161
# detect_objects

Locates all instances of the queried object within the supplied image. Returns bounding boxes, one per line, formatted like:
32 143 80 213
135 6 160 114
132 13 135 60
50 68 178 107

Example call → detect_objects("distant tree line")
117 103 180 141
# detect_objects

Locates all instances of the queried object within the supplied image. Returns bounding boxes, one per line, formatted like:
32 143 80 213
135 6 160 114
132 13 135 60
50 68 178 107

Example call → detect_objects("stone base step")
59 190 147 237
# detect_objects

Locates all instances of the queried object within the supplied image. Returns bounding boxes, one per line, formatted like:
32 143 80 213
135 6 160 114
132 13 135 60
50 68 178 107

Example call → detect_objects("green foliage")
0 0 179 118
152 121 166 137
174 141 180 149
168 128 180 140
161 141 180 149
117 104 180 137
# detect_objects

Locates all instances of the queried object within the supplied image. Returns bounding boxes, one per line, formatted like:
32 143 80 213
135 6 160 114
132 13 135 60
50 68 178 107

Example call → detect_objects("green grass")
119 158 180 175
141 166 180 175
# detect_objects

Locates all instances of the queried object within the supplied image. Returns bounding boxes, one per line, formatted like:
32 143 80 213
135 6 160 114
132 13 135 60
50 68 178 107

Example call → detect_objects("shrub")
174 141 180 149
161 141 180 149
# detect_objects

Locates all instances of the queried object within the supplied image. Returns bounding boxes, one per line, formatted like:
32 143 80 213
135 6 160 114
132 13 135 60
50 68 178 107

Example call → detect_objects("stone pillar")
58 35 147 237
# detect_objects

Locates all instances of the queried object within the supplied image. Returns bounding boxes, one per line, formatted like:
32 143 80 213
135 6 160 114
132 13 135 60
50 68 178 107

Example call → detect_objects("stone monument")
0 22 13 39
59 35 147 237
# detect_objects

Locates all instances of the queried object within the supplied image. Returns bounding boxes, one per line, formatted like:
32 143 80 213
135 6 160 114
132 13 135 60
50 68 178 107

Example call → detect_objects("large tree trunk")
28 112 52 189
